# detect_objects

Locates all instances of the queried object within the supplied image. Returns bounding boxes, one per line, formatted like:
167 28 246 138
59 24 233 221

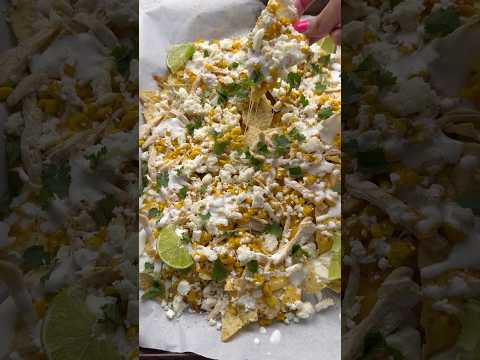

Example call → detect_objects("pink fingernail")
293 19 309 33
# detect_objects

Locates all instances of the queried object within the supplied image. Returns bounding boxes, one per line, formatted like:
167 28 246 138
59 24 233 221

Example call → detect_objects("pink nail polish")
293 19 309 33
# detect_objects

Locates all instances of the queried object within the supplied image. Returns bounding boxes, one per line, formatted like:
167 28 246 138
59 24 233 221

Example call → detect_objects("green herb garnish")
287 72 302 90
144 262 154 273
156 171 169 189
251 68 264 84
264 222 283 237
299 95 309 107
273 134 291 156
229 62 239 70
85 146 107 170
256 141 269 155
203 50 210 57
111 45 136 76
247 260 258 273
318 107 334 120
92 195 116 226
212 258 230 282
186 118 202 136
142 284 165 300
424 7 460 37
214 141 229 155
22 245 50 269
178 186 188 199
288 128 306 142
288 167 303 178
199 212 211 221
148 208 162 218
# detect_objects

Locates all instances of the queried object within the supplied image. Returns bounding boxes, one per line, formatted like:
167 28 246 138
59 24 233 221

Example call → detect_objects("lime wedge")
321 35 336 54
42 289 120 360
156 225 194 269
166 43 195 73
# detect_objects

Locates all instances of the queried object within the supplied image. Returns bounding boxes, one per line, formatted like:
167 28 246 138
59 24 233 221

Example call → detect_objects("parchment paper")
139 1 341 359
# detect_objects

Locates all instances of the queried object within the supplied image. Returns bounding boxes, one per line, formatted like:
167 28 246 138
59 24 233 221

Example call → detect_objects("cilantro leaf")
247 260 258 273
229 62 239 70
85 146 107 170
251 68 264 84
288 128 306 142
214 141 229 155
199 212 211 221
203 49 210 57
217 89 229 104
288 167 303 178
299 95 309 107
42 163 71 199
256 141 270 155
425 7 460 37
292 244 308 257
92 195 116 226
111 45 135 76
142 285 165 300
156 172 169 190
318 107 334 120
22 246 50 269
264 222 282 237
356 55 396 89
212 258 230 282
315 79 328 93
310 63 321 74
181 233 191 243
287 72 302 90
273 134 291 156
178 186 188 199
245 150 263 170
148 208 162 218
343 74 361 105
186 118 202 136
144 262 154 273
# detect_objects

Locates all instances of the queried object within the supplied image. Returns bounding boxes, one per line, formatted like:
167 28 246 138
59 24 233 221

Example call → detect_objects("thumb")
298 0 341 41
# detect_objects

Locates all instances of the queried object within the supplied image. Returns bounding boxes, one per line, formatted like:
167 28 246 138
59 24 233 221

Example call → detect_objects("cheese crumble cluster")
0 0 138 359
342 1 480 359
140 0 341 341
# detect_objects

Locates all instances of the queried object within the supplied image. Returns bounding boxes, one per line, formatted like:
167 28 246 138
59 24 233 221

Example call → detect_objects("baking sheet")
139 1 341 359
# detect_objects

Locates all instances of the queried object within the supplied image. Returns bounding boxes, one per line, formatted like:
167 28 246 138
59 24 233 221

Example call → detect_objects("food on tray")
342 1 480 358
139 0 341 341
0 1 138 358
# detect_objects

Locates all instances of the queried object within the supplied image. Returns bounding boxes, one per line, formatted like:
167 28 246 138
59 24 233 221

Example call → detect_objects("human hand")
293 0 341 44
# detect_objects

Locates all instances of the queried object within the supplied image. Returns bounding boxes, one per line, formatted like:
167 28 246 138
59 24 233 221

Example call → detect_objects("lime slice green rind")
42 288 121 360
166 43 195 73
321 35 336 54
156 225 194 269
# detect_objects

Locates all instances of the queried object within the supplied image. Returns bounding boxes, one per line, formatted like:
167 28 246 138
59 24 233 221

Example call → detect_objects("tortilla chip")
8 0 38 41
221 306 245 342
139 273 154 290
140 90 161 124
243 95 273 129
221 306 258 342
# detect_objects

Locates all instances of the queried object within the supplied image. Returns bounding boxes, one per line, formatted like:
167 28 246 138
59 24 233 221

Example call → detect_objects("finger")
294 0 314 15
305 0 341 40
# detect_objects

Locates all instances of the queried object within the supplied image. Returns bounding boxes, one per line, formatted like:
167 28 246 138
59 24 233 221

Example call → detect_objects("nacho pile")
139 0 341 341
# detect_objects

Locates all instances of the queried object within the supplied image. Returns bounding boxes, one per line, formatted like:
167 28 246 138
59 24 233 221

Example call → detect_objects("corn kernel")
63 63 76 77
33 299 47 317
38 99 59 115
303 205 314 217
0 87 12 101
120 110 138 129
